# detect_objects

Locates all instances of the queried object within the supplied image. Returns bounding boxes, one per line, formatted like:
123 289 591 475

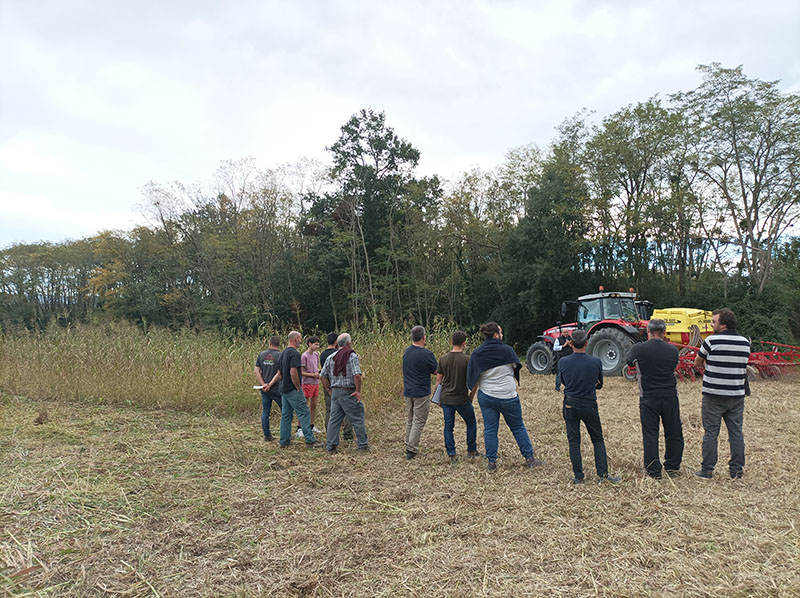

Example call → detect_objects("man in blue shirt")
558 329 621 484
402 325 438 460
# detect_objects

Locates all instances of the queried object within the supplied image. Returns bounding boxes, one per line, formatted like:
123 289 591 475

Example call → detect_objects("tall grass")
0 321 475 415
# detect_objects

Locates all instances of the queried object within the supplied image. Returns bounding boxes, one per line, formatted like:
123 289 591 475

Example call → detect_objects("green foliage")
2 67 799 346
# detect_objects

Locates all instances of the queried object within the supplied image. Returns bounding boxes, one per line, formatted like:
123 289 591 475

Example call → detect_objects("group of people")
254 307 751 482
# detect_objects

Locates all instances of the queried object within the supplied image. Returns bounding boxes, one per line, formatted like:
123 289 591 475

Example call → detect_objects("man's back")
438 351 469 405
257 348 281 384
627 339 679 398
699 331 750 398
558 353 603 403
278 346 302 394
403 345 438 398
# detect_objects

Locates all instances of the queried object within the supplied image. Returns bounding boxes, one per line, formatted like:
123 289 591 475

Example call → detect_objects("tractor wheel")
586 328 636 376
526 342 554 375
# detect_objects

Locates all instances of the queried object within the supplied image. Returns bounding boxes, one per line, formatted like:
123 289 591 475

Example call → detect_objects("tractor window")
578 299 602 324
603 297 639 322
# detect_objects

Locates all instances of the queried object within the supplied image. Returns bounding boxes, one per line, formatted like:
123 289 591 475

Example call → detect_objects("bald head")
287 331 302 347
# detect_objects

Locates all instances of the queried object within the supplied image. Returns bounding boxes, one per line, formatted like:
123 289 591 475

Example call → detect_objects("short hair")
713 308 737 330
647 319 667 334
268 335 280 348
288 331 301 343
337 333 351 347
411 326 425 343
326 332 338 346
307 335 320 346
451 331 467 346
571 329 588 349
479 322 501 340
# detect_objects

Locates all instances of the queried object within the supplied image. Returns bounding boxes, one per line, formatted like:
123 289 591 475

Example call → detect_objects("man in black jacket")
558 330 621 484
626 319 683 479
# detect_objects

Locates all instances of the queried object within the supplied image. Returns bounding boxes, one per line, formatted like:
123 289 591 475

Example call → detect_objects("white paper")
253 385 263 390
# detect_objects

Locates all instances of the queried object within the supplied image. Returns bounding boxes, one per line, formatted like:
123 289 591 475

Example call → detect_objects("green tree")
674 63 800 293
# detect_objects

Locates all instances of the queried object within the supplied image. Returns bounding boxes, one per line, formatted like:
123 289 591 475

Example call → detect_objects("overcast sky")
1 0 798 248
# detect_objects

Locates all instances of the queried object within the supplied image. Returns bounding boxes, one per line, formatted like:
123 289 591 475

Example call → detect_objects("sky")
1 0 799 248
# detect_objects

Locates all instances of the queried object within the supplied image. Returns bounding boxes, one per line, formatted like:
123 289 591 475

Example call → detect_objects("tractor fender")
587 322 641 339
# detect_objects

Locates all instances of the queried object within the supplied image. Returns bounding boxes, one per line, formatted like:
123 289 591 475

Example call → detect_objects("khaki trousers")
404 395 431 454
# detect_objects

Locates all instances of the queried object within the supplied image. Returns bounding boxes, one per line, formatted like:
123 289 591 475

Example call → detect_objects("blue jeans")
477 390 533 462
280 388 316 446
442 402 477 456
260 390 282 438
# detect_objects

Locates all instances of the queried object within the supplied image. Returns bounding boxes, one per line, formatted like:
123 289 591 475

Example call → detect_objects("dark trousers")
260 390 282 438
639 394 684 476
701 394 745 475
563 400 608 480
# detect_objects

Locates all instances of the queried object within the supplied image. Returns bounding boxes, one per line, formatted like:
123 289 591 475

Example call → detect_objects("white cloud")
1 0 798 246
0 134 71 178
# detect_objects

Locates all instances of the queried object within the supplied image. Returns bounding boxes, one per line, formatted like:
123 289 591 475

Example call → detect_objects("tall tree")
674 64 800 292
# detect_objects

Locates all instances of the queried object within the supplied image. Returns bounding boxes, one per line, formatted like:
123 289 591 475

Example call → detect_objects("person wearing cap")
626 319 683 479
557 329 621 484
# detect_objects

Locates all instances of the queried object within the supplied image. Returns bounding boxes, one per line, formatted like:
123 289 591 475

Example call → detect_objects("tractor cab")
528 289 649 377
562 291 643 329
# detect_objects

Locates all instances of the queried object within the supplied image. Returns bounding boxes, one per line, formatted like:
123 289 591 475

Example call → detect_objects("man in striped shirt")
693 308 751 479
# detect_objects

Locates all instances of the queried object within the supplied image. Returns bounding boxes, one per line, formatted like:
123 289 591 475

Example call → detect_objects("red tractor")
526 289 653 377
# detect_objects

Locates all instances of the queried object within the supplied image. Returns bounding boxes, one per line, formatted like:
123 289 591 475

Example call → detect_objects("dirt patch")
1 374 799 596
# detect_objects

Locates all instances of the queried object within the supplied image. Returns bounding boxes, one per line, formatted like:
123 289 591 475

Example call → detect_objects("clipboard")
431 384 442 405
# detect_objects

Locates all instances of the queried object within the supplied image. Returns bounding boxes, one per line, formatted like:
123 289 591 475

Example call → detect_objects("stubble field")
1 370 799 597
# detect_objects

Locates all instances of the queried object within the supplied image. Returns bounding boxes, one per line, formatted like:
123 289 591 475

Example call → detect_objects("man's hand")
351 390 361 402
261 383 270 391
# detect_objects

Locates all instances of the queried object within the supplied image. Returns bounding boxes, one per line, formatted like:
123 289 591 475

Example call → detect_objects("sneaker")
312 426 322 434
572 478 585 485
264 435 274 442
295 428 304 438
730 470 743 479
449 455 458 464
598 474 622 483
357 446 370 453
279 443 290 449
526 456 545 469
646 473 662 480
695 470 713 479
487 460 497 472
665 469 681 479
467 450 481 459
327 446 338 454
305 441 320 449
405 450 416 460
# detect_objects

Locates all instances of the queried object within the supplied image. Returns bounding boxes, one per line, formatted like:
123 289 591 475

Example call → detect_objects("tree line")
2 64 799 348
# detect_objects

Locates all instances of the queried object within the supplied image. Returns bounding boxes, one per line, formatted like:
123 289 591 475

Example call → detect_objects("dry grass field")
2 372 799 597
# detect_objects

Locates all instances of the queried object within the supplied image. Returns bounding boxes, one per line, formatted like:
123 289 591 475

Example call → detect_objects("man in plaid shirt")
321 333 369 453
